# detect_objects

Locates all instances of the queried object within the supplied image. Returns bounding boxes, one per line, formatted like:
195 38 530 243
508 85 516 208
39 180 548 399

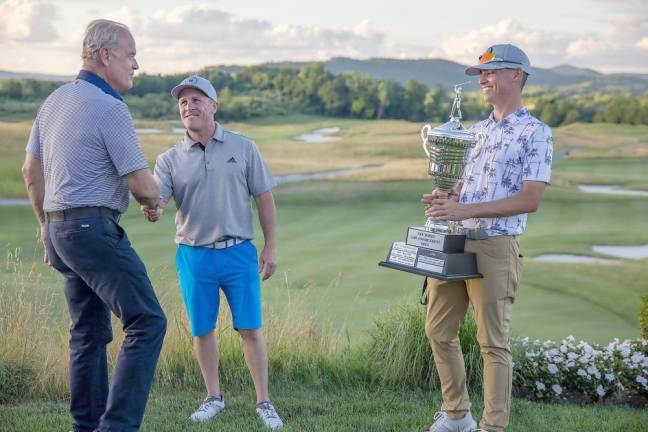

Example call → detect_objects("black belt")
46 206 120 222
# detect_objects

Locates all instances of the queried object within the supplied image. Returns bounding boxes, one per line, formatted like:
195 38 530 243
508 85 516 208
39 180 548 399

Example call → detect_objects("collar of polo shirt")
486 107 529 126
182 121 225 151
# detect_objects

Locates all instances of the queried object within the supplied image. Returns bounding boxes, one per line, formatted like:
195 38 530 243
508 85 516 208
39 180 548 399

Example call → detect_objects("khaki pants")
425 235 522 432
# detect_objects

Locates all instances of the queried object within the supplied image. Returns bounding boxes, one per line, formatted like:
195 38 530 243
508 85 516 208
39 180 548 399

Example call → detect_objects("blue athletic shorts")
176 241 262 336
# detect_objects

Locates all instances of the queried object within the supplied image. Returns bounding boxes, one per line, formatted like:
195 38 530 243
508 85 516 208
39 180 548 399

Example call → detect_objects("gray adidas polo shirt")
154 122 276 246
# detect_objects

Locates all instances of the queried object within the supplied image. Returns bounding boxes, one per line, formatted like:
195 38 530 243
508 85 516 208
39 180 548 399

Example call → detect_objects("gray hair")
81 19 130 62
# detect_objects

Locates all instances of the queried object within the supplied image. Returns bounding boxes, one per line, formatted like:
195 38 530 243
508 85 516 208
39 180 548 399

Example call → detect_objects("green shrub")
640 295 648 340
364 301 482 391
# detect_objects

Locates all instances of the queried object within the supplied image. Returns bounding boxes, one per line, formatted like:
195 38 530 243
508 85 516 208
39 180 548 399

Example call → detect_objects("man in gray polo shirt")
145 75 282 429
22 20 166 432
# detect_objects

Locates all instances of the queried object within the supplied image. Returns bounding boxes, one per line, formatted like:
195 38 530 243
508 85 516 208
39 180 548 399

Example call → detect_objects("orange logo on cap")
479 48 496 64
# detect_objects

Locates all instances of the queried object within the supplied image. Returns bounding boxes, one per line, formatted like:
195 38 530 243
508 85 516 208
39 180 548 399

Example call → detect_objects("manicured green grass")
550 157 648 189
2 177 646 343
1 116 647 427
1 384 647 431
0 115 418 197
3 118 648 196
2 117 648 342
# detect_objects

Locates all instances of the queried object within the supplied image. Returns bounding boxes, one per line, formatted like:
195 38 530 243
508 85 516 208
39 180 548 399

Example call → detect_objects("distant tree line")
2 64 648 127
533 93 648 126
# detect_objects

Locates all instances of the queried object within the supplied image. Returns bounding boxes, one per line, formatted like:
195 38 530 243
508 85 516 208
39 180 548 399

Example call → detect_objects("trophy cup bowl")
378 83 482 281
421 119 475 234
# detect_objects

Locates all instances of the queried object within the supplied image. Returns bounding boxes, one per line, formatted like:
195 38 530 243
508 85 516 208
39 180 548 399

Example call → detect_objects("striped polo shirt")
26 71 148 214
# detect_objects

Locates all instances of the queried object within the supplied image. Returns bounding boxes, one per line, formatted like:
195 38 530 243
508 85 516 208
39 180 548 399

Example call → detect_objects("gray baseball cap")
465 44 531 76
171 75 218 101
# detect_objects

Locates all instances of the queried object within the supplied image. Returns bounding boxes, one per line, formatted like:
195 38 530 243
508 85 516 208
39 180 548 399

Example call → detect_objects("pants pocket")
102 218 125 247
508 237 522 300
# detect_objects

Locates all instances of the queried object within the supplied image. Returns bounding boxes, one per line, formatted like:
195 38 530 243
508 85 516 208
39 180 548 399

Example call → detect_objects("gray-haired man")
22 19 166 432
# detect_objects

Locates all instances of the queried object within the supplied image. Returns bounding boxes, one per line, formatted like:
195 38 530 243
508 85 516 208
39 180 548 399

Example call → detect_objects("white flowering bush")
513 336 648 406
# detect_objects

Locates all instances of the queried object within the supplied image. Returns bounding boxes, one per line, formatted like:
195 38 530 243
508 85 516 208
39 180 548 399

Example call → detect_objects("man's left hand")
425 199 473 221
258 245 277 281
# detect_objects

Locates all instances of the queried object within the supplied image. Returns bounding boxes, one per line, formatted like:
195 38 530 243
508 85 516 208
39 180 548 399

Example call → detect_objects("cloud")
427 17 648 73
566 38 610 58
103 5 403 71
427 19 570 67
0 0 58 42
593 0 647 12
637 37 648 50
106 6 142 31
565 13 648 72
1 3 646 75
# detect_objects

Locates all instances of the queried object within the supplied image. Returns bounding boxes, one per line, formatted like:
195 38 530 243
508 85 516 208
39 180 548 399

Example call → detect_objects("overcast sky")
1 0 647 75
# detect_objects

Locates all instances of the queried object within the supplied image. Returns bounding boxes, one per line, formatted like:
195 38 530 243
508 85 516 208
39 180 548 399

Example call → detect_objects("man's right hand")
141 204 163 222
127 168 160 209
141 198 167 222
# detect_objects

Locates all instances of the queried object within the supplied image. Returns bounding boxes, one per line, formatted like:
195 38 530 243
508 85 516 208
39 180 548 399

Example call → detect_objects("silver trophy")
421 83 474 234
379 83 481 281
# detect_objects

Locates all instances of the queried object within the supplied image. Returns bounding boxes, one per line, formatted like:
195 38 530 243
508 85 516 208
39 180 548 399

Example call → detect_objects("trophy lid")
421 82 475 144
425 117 474 142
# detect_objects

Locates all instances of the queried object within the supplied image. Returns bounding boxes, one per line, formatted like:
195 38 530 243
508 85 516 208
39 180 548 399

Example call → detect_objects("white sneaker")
428 411 477 432
190 395 225 422
256 401 284 429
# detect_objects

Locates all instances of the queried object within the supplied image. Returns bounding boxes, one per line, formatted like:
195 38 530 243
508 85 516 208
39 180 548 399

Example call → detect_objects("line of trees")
533 94 648 126
160 64 491 123
2 64 648 126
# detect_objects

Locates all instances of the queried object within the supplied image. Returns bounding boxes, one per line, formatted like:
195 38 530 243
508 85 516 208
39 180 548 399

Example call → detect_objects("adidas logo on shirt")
227 157 237 163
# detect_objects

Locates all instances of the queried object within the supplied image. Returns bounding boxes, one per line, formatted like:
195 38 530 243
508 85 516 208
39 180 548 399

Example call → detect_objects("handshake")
140 201 165 223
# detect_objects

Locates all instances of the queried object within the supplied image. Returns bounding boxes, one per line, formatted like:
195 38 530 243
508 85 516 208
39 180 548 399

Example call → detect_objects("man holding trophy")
421 44 553 432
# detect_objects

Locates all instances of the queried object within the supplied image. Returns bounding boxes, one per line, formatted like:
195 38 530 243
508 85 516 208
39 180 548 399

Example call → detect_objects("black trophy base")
379 241 482 281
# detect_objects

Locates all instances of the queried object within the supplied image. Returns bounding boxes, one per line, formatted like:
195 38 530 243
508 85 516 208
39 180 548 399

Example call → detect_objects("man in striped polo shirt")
22 20 166 432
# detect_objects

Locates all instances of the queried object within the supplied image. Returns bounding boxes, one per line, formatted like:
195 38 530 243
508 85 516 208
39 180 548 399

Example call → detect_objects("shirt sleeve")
25 111 42 159
99 103 148 176
522 123 553 183
153 153 174 204
246 140 276 196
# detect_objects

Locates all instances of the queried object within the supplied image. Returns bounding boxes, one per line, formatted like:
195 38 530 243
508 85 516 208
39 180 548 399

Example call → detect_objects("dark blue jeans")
45 213 166 432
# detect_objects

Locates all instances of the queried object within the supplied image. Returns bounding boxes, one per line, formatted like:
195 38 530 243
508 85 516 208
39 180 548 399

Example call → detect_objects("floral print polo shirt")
459 107 553 236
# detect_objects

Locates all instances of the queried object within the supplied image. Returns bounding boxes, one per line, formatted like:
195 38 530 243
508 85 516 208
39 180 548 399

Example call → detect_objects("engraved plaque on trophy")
379 84 482 281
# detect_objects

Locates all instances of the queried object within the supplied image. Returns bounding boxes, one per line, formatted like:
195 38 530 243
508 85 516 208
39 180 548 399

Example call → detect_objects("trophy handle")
421 124 432 157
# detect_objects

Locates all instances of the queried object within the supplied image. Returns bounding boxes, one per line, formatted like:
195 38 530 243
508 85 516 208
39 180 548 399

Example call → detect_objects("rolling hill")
3 57 648 95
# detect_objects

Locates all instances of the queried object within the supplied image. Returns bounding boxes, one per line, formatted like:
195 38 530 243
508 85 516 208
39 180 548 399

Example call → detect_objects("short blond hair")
81 19 130 62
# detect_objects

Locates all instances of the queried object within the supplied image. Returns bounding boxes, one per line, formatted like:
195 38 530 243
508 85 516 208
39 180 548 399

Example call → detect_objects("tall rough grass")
1 249 488 405
0 248 68 402
0 252 374 403
364 301 482 391
154 290 370 394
